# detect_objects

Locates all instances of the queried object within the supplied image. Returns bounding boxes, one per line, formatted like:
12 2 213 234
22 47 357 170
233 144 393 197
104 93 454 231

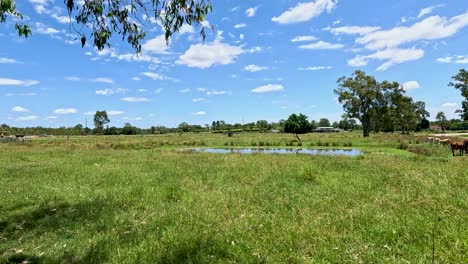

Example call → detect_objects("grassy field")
0 132 467 263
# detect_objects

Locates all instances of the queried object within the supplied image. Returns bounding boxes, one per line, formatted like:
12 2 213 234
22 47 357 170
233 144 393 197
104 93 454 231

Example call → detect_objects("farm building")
314 127 341 133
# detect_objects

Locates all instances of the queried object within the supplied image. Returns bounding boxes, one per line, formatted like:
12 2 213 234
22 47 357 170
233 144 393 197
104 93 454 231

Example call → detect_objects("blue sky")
1 0 467 128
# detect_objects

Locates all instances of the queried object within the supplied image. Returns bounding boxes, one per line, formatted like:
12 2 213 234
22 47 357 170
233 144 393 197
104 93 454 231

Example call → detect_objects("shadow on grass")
158 237 231 263
0 199 113 264
1 199 234 263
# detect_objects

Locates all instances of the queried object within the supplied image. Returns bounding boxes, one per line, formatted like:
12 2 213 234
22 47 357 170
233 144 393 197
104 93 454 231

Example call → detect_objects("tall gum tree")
335 70 382 137
449 69 468 121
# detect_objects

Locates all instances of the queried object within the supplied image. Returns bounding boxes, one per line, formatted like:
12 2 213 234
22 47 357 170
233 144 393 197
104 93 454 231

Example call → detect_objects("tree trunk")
295 133 301 142
362 120 370 137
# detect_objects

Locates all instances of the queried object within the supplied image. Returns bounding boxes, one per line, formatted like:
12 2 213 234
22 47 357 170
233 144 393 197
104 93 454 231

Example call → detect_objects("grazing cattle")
426 137 434 143
450 142 465 156
434 138 441 144
439 139 451 146
0 136 15 143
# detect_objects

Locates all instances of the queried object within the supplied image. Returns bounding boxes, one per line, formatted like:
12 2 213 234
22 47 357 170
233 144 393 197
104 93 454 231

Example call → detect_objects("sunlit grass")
1 132 466 263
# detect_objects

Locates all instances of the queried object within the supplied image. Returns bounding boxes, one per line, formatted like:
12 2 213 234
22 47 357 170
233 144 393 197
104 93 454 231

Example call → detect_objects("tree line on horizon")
1 69 467 137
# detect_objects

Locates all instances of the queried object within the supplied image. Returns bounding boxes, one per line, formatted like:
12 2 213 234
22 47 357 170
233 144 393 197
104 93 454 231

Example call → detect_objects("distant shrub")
297 142 302 146
332 142 339 147
409 146 432 156
265 142 271 146
324 142 330 147
309 142 315 147
224 142 229 146
258 141 265 146
230 141 235 146
317 141 323 146
251 141 257 146
343 142 353 147
397 142 409 150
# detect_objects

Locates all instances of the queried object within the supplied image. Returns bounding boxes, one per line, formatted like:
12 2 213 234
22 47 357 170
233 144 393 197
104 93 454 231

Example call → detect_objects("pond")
188 148 362 156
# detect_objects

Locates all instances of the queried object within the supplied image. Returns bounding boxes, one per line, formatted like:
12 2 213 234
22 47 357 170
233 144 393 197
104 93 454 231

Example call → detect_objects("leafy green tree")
178 122 190 133
338 114 356 130
436 112 448 131
122 123 138 135
1 0 212 52
0 0 31 37
73 124 83 135
284 113 311 141
309 120 317 130
318 118 331 127
256 120 269 132
383 85 429 134
335 70 383 137
449 69 468 121
93 111 110 134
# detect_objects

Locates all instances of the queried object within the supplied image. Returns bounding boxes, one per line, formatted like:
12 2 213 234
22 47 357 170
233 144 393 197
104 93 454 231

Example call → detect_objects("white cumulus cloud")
0 57 18 64
176 40 244 69
141 35 169 54
234 23 247 29
325 26 381 35
54 108 77 114
402 81 421 91
252 84 284 93
298 41 344 50
347 48 424 71
121 97 151 102
12 106 29 113
108 110 125 116
436 55 468 64
244 64 268 72
0 78 39 86
272 0 337 24
96 88 127 95
442 102 458 108
89 77 114 84
291 35 317 42
246 6 260 17
298 66 332 71
356 12 468 50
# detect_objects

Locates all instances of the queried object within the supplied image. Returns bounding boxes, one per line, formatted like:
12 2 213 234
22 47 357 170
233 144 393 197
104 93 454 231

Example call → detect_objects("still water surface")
189 148 362 156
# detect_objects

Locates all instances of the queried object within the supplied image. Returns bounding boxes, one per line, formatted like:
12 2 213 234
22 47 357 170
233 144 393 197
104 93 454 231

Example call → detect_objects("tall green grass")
0 133 466 263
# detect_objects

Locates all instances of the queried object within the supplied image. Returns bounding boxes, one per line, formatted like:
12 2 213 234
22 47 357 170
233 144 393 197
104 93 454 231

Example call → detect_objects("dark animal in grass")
450 142 465 156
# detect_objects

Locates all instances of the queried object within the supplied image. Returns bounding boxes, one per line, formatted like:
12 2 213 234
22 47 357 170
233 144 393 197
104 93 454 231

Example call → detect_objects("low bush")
397 141 409 150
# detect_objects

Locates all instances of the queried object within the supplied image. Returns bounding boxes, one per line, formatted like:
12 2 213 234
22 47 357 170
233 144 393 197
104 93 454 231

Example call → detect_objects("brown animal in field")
450 142 465 156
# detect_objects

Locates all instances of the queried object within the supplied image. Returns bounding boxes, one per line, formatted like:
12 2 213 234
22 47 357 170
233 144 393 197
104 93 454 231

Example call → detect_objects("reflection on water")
189 148 362 156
